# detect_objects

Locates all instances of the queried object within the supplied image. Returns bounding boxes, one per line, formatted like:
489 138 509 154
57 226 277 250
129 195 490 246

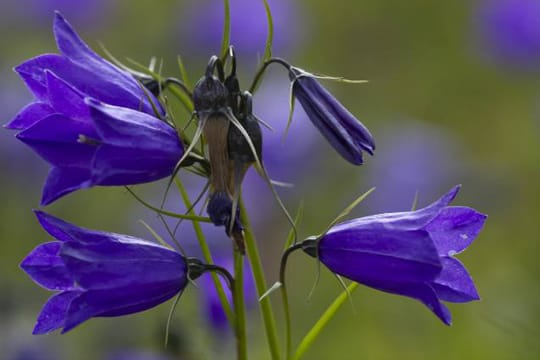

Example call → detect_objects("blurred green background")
1 0 539 359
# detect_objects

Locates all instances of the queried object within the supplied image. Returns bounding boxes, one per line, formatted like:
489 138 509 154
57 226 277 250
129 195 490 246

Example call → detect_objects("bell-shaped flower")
303 185 486 325
6 12 163 133
20 211 190 334
11 71 182 205
290 68 375 165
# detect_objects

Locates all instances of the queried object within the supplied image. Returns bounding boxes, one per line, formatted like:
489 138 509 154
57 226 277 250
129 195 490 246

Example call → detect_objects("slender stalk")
175 179 235 325
279 243 304 359
240 200 281 359
233 250 248 360
292 282 359 360
249 58 292 94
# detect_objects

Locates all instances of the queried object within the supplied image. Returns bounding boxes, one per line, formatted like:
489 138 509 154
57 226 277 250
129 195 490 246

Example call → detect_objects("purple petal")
41 167 92 206
14 54 69 101
52 13 163 116
60 240 186 289
432 257 480 303
34 210 130 244
33 291 81 334
320 229 442 284
45 70 90 120
53 12 103 65
365 280 452 325
34 210 77 242
293 76 367 165
16 114 97 168
91 145 179 185
5 102 54 130
426 206 487 256
62 284 183 333
20 242 74 290
86 99 178 148
332 185 462 233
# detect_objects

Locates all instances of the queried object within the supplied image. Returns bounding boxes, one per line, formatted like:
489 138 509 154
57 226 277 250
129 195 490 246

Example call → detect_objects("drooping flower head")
6 14 183 205
301 185 486 325
20 211 197 334
290 67 375 165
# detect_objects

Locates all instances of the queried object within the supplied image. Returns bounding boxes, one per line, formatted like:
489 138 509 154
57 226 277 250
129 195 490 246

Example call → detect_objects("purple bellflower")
20 211 191 334
10 73 183 205
290 68 375 165
7 12 164 124
301 185 486 325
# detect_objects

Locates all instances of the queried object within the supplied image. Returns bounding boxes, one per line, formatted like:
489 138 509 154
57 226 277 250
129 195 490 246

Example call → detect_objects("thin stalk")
249 58 292 94
233 250 248 360
240 200 281 360
279 243 303 359
175 179 234 325
292 282 359 360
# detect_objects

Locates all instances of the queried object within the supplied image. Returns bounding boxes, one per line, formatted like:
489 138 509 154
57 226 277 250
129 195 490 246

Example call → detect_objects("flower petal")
331 185 462 233
5 102 54 130
320 229 442 284
62 285 182 333
16 114 97 169
432 257 480 303
293 76 370 165
86 99 179 149
365 280 452 325
60 240 187 290
33 291 81 334
41 167 92 206
14 54 69 101
20 242 74 290
53 13 163 116
45 70 89 120
426 206 487 256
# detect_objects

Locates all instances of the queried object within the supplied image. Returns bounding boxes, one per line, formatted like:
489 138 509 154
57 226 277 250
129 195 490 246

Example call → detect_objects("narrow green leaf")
138 219 170 248
284 201 304 250
177 55 192 88
220 0 231 60
411 190 420 211
320 187 376 237
125 187 212 223
293 282 359 360
262 0 274 62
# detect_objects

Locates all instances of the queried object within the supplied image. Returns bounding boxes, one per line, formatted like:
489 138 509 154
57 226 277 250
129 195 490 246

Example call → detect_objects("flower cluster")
7 9 486 359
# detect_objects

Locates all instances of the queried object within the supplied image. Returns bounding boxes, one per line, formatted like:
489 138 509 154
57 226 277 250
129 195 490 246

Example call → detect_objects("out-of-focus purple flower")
179 0 305 59
364 121 460 213
20 211 189 334
475 0 540 69
107 350 170 360
198 254 256 333
303 185 486 325
1 0 114 27
290 68 375 165
10 13 164 121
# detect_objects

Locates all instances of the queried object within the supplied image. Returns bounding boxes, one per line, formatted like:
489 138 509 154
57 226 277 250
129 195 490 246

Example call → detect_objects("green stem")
281 284 292 359
175 179 234 325
292 282 359 360
220 0 231 61
240 200 281 360
233 250 248 360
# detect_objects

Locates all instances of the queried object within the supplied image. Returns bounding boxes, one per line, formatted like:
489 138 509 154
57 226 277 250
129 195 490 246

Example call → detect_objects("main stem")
233 250 248 360
240 200 281 359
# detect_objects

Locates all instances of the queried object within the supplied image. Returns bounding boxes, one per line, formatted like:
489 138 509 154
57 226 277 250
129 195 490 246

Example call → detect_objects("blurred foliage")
0 0 539 359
